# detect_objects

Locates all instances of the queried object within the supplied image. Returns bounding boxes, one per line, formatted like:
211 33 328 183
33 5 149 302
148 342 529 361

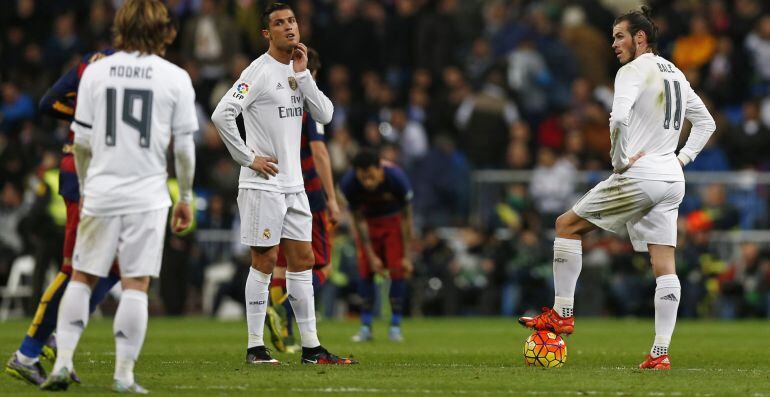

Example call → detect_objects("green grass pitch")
2 317 769 396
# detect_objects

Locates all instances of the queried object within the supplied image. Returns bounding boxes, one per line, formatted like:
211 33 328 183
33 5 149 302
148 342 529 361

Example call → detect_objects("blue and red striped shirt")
340 163 413 219
39 49 115 202
301 113 327 212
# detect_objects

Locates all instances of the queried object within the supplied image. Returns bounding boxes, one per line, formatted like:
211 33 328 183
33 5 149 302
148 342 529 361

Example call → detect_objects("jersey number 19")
105 88 153 148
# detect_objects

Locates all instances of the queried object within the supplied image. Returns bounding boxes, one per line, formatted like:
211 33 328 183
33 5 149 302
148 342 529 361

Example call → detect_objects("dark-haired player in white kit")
519 7 716 370
211 2 355 365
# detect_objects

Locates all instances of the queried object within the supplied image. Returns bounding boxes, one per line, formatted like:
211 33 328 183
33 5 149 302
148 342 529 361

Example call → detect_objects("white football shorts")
237 189 312 247
72 207 169 277
572 174 685 252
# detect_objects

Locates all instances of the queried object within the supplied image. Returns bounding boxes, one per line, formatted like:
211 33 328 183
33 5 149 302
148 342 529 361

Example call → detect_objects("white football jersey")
609 53 713 181
71 51 198 216
214 53 333 193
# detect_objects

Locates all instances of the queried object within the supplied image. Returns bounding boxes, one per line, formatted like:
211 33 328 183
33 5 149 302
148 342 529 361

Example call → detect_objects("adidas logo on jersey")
660 293 678 302
276 82 284 90
115 330 127 339
70 320 85 329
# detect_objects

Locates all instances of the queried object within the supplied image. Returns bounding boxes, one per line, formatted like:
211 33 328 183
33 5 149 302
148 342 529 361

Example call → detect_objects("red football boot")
518 307 575 335
639 354 671 370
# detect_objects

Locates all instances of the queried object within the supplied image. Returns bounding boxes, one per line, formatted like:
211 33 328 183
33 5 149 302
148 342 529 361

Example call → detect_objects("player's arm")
307 121 340 224
350 209 384 274
171 73 200 232
292 44 333 124
39 65 79 121
677 87 716 167
172 132 196 232
70 69 96 196
394 168 415 277
211 70 278 177
400 203 414 277
609 64 644 172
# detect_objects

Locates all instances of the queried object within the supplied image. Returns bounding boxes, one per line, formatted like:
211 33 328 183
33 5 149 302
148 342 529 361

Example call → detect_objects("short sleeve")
339 171 359 209
390 166 414 203
303 115 324 142
172 72 199 136
70 68 95 144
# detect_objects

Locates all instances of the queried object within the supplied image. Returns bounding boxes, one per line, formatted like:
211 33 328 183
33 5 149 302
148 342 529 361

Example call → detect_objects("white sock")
245 267 270 349
286 269 320 348
113 289 148 385
52 281 91 374
16 351 38 366
552 237 582 318
652 274 680 357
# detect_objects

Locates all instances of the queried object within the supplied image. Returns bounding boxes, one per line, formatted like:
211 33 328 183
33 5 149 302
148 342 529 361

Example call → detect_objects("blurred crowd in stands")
1 0 769 319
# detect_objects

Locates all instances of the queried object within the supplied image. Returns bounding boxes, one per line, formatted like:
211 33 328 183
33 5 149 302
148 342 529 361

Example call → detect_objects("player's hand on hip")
617 151 645 174
292 43 308 73
327 200 342 226
249 156 279 178
171 201 192 233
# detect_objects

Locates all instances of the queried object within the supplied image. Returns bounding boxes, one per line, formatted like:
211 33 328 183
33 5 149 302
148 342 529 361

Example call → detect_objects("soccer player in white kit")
41 0 197 392
519 6 716 370
211 3 356 365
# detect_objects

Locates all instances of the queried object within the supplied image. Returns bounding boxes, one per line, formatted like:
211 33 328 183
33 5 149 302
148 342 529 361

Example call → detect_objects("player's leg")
112 276 150 393
7 199 79 386
41 270 101 391
237 188 283 364
383 216 407 342
266 251 290 352
520 175 650 334
518 210 594 334
245 247 280 364
282 192 356 364
552 210 594 319
311 210 333 295
6 272 69 386
634 181 684 370
352 239 376 342
42 212 120 391
108 207 167 392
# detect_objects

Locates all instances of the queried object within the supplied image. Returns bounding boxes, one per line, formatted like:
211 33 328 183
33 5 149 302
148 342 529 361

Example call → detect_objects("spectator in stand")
744 15 770 94
673 14 717 74
725 101 770 169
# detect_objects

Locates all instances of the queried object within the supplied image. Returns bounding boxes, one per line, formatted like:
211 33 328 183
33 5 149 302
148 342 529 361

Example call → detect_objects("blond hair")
113 0 176 55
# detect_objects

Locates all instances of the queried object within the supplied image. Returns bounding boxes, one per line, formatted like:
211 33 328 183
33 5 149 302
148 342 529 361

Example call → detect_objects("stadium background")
1 0 769 323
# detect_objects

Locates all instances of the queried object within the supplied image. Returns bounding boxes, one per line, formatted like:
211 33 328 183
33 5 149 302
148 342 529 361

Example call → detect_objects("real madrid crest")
262 228 271 240
288 76 298 90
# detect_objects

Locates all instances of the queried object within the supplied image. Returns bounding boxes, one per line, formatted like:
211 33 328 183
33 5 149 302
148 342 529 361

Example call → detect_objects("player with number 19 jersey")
72 51 198 216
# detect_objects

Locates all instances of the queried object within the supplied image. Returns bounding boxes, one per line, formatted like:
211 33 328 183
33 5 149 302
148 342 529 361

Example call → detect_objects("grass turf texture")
2 318 769 396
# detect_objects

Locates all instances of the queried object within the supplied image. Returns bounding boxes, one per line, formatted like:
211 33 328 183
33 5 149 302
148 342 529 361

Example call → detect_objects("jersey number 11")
105 88 153 148
663 79 681 131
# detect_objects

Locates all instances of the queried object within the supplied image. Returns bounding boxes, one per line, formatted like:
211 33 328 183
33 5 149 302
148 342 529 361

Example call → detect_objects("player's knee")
297 250 315 268
250 246 278 273
555 213 574 235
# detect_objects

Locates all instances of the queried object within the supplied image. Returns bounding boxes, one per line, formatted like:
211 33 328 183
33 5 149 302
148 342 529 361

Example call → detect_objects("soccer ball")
523 330 567 368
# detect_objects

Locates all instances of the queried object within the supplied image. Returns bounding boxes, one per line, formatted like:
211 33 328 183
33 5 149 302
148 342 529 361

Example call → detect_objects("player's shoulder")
81 48 116 66
383 162 410 183
240 54 271 80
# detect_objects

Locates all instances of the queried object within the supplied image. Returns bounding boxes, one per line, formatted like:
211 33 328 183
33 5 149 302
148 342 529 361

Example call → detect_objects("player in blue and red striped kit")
340 150 414 342
266 48 342 353
4 50 121 386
